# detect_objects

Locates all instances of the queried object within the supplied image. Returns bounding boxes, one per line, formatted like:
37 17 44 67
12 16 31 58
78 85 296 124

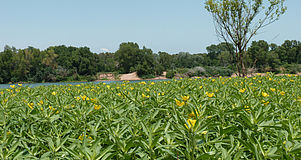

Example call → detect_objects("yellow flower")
206 92 214 98
51 92 56 96
94 104 101 110
78 134 92 141
106 85 110 89
188 110 199 118
18 83 22 87
0 91 3 95
262 92 269 97
151 82 155 85
270 88 276 92
262 100 270 105
81 95 87 101
142 93 150 98
146 88 150 92
91 98 96 102
244 106 251 113
175 98 185 107
78 135 84 141
10 85 15 89
27 103 34 109
117 93 122 96
264 101 270 105
280 91 285 96
239 88 246 93
181 95 190 102
199 86 203 89
185 119 196 129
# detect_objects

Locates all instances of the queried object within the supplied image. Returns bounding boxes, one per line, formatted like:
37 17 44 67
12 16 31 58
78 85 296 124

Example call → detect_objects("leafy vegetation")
1 74 300 159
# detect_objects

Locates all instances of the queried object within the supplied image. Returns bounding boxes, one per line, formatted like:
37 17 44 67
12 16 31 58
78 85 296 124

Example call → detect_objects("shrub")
136 64 155 79
192 66 206 76
166 70 175 78
204 66 234 77
279 64 301 74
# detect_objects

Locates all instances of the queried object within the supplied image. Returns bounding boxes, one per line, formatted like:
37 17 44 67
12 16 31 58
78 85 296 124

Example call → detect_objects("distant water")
0 79 170 89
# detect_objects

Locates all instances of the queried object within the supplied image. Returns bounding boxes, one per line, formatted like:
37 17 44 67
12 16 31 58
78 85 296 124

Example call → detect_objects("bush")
136 64 155 79
166 70 175 79
192 66 206 77
186 69 195 77
176 68 189 74
277 64 301 74
204 66 234 77
154 65 164 76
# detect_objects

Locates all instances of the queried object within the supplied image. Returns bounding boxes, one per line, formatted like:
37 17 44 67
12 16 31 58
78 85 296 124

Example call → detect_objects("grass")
0 73 300 159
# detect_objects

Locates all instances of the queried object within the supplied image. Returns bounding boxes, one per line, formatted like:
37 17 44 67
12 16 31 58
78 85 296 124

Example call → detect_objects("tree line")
0 40 300 84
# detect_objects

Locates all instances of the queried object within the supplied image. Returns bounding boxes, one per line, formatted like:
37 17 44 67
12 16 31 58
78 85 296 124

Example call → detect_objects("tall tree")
205 0 286 76
115 42 140 73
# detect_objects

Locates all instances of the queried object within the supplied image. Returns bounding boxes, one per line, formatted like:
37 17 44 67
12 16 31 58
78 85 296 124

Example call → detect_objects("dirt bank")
98 72 167 81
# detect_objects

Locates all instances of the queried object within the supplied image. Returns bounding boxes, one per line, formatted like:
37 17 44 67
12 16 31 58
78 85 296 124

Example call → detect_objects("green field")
1 73 300 159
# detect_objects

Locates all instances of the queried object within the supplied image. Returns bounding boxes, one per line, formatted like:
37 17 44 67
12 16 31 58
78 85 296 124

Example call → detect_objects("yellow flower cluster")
94 104 101 110
262 92 269 97
181 96 189 102
206 92 214 98
27 103 34 109
239 88 246 93
185 119 196 130
78 134 93 141
142 93 150 98
175 98 185 107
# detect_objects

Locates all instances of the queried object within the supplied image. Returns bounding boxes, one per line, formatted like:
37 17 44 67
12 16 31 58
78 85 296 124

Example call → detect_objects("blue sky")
0 0 300 54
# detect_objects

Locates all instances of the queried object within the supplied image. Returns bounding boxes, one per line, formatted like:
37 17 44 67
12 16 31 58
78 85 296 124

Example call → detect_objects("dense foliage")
0 74 300 159
0 40 301 84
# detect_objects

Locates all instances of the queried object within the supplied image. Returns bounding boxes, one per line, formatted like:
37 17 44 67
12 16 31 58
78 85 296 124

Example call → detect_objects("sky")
0 0 300 54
